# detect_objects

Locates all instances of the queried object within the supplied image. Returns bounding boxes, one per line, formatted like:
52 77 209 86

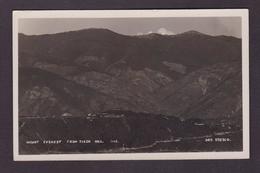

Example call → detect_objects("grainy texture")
0 0 260 173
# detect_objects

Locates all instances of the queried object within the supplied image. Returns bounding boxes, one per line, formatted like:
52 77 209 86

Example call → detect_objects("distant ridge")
19 28 240 40
19 28 213 37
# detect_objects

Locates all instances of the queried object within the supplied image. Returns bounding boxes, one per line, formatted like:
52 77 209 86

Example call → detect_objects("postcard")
13 9 249 160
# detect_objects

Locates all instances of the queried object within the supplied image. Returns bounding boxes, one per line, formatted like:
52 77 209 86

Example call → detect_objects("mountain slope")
18 28 242 121
19 67 160 117
157 62 242 120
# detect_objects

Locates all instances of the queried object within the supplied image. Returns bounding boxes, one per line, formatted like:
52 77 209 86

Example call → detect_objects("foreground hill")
19 110 242 154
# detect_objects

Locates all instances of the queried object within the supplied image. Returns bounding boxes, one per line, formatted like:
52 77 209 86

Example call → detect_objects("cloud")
157 28 174 35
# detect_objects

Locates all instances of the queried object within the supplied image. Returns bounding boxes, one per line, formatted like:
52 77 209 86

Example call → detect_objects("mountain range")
18 28 242 122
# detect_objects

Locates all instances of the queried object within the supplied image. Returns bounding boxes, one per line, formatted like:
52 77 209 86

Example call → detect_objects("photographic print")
13 9 249 160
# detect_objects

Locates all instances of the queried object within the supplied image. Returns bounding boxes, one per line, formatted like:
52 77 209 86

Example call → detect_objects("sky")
19 17 241 38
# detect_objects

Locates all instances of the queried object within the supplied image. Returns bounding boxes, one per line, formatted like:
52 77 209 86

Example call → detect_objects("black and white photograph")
12 10 249 160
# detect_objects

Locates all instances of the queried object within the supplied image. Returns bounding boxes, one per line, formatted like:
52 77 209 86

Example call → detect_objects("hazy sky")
19 17 241 38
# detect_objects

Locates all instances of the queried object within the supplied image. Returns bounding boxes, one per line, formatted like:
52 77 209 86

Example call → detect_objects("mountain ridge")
19 28 240 39
18 28 242 121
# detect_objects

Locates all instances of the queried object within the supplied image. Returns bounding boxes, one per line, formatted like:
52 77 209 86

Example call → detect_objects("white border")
13 9 249 161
